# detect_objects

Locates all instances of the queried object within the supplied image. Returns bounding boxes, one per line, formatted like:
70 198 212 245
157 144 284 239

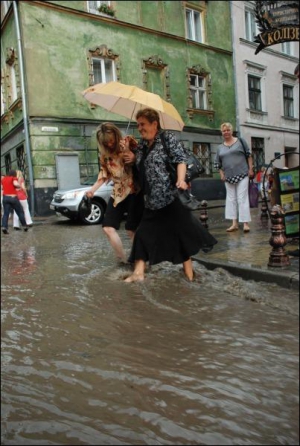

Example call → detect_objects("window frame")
245 8 259 42
281 42 293 56
185 8 204 43
190 74 207 110
91 57 116 84
192 141 212 176
248 74 262 111
283 84 294 118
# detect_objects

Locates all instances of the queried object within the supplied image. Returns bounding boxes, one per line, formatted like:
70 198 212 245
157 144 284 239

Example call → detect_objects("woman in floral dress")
86 123 143 263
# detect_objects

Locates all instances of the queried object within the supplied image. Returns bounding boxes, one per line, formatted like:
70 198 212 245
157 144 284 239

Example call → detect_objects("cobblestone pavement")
192 201 299 290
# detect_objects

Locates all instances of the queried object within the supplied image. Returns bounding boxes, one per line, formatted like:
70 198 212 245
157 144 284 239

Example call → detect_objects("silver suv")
50 175 113 225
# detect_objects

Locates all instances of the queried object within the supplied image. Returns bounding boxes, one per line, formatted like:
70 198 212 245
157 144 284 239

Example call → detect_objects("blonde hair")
220 122 233 132
96 122 123 154
16 170 24 180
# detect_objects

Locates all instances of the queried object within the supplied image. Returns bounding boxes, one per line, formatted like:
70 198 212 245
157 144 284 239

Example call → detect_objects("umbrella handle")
125 105 137 135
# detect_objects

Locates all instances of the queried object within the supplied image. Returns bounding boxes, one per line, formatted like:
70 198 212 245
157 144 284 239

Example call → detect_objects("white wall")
231 1 299 168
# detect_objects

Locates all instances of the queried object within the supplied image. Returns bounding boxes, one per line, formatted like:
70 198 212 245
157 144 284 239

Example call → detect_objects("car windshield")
82 174 98 185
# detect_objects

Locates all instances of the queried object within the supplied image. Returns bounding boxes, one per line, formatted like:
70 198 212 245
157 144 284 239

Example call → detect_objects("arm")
240 138 254 178
214 149 225 181
219 169 225 182
120 136 137 165
13 179 21 189
247 155 254 178
86 176 105 198
176 163 188 190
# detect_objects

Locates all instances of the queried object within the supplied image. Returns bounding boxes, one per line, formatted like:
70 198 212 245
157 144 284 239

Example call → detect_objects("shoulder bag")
240 138 259 208
160 132 205 184
239 138 255 180
160 132 202 211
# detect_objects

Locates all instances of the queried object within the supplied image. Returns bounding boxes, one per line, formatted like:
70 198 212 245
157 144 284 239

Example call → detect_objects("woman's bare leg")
126 229 135 241
124 260 146 282
102 226 126 262
183 258 194 281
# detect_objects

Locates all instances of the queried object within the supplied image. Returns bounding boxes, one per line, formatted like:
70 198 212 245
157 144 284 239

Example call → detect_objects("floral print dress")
98 150 137 207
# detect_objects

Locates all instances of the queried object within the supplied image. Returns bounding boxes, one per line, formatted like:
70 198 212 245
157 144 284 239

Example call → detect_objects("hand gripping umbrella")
81 81 184 132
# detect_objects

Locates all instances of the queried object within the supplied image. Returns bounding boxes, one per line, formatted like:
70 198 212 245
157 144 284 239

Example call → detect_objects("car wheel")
79 199 105 225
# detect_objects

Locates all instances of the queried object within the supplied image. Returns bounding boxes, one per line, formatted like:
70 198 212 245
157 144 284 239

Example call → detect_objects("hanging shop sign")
254 1 299 54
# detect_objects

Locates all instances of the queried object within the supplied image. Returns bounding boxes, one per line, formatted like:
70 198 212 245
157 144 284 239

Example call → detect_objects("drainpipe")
230 1 240 137
13 1 35 215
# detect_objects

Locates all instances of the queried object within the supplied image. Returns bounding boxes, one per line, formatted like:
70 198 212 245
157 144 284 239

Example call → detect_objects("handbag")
249 180 259 208
160 132 202 211
175 189 202 211
160 132 205 184
80 195 92 217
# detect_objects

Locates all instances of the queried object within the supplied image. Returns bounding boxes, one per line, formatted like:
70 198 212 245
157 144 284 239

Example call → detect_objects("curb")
192 257 299 291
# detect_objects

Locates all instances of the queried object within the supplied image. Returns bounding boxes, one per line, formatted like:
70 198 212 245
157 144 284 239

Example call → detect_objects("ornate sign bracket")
254 1 299 55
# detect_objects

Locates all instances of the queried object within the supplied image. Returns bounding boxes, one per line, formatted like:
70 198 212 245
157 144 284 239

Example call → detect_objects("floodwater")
1 218 299 445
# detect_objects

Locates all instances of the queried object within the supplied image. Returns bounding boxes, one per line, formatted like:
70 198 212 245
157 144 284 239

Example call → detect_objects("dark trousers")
2 196 27 229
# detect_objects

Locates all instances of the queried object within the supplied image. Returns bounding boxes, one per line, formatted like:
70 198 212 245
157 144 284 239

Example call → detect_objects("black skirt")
128 198 217 265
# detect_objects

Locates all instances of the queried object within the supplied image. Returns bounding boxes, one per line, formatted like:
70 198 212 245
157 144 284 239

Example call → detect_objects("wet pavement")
1 204 299 445
192 201 299 291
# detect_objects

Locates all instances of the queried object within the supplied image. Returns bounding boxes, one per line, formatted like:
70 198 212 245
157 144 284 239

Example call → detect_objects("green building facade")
1 1 235 216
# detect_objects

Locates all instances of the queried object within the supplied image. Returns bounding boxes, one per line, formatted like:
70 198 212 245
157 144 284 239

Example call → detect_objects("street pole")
13 1 35 216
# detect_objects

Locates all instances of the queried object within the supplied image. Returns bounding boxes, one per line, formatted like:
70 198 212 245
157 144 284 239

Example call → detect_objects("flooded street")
1 218 299 445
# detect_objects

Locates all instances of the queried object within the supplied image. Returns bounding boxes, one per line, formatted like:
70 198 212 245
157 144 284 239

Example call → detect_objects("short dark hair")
8 169 17 177
135 108 161 130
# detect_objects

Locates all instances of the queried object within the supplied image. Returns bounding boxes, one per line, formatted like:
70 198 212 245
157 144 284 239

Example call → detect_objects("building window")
281 42 293 56
16 146 26 180
190 74 207 109
245 9 259 42
5 153 11 173
91 57 116 84
251 138 265 172
248 75 262 111
87 45 119 88
87 1 110 14
1 1 12 21
186 8 204 43
192 142 211 176
9 64 17 104
1 82 6 116
283 85 294 118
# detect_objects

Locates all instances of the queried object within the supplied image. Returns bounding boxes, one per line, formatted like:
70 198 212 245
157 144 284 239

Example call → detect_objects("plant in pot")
98 4 115 17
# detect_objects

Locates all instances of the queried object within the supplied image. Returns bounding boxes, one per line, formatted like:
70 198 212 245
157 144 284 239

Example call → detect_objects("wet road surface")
1 218 299 445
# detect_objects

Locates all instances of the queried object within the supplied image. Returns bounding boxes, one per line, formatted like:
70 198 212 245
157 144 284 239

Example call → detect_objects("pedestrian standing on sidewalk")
86 122 144 264
1 170 29 235
214 122 254 233
13 170 33 230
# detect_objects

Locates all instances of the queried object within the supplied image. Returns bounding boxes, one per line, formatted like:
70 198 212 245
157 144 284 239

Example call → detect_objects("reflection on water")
1 222 299 445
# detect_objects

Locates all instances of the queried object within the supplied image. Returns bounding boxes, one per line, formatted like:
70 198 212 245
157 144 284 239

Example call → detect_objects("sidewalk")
192 201 299 290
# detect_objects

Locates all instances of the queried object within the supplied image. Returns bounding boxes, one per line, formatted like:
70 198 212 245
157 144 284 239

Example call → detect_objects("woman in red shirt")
1 170 28 235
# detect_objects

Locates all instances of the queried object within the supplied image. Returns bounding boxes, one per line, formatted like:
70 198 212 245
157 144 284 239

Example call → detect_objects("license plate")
50 204 55 210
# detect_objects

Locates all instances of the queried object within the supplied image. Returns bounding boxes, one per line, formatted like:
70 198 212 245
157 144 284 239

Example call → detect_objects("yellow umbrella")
82 81 184 131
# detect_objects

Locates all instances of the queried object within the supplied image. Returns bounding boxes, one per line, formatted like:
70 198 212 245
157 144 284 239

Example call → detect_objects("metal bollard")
268 205 290 267
199 200 208 228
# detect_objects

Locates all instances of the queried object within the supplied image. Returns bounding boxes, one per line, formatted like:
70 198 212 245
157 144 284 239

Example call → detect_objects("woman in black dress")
123 108 217 282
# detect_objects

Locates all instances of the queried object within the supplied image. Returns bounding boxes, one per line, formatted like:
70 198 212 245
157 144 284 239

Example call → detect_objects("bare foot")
124 273 144 283
184 272 194 282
